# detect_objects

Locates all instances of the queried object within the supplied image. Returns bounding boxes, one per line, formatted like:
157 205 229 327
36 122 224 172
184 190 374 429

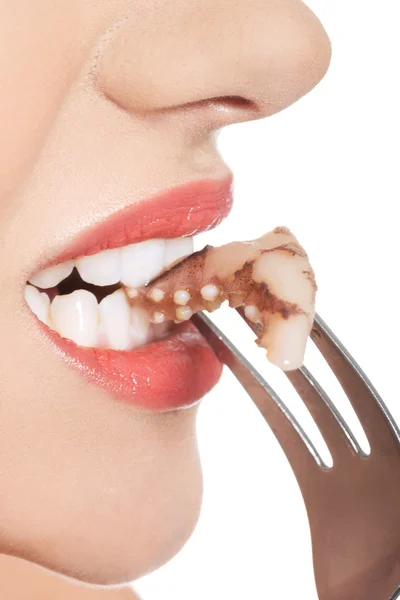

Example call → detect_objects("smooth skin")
0 554 139 599
0 0 331 590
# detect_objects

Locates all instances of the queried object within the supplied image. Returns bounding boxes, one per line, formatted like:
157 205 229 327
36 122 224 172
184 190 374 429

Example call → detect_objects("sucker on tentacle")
124 227 317 371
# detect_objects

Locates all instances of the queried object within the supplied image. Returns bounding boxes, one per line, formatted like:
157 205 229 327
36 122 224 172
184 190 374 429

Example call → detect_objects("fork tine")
192 312 327 477
389 584 400 600
235 307 363 461
311 314 400 452
286 367 365 462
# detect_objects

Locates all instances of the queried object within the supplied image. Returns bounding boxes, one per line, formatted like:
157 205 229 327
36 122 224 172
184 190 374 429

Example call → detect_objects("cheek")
0 0 127 205
0 354 203 585
0 4 82 198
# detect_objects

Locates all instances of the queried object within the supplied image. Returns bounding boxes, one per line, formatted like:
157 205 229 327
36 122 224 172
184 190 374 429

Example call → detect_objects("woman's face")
0 0 331 586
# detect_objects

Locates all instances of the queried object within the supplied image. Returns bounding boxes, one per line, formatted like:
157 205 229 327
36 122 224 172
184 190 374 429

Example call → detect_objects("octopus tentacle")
124 227 317 371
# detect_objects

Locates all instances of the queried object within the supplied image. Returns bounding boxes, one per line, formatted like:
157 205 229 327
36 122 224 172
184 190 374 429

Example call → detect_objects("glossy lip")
36 176 233 272
43 321 223 412
30 176 233 411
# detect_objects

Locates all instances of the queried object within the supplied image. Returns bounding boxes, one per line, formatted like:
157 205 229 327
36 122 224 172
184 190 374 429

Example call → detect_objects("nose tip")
177 3 332 130
174 0 332 129
256 3 332 115
213 2 332 123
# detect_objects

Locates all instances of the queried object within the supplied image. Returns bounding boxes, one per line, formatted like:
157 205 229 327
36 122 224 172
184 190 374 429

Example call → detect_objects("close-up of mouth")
24 172 317 413
23 177 233 411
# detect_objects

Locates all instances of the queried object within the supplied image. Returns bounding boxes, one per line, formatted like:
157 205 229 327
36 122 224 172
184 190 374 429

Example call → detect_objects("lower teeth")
24 284 173 350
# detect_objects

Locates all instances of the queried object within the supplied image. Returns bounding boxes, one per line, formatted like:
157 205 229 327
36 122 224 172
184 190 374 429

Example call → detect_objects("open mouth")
25 235 194 351
24 175 316 411
23 177 232 412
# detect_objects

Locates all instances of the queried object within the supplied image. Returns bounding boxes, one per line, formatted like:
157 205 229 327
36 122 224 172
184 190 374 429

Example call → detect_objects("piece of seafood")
125 227 317 371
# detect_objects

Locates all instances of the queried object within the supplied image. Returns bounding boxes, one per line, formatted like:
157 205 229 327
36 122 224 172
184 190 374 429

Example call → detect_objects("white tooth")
99 289 132 351
24 284 50 325
130 307 151 349
96 320 108 348
121 239 166 288
29 261 74 289
164 237 193 268
76 248 121 286
50 290 99 347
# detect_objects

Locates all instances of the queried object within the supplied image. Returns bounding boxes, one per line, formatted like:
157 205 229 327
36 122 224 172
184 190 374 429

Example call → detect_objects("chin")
1 381 204 586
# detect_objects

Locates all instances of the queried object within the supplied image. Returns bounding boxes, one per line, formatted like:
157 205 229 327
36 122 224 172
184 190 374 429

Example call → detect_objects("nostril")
175 95 260 129
179 95 256 113
211 96 256 110
205 95 261 126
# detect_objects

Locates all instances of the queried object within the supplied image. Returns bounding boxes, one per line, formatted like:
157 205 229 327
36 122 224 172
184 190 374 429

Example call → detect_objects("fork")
192 311 400 600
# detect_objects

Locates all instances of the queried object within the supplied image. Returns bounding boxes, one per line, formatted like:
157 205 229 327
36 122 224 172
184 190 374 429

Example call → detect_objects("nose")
97 0 331 128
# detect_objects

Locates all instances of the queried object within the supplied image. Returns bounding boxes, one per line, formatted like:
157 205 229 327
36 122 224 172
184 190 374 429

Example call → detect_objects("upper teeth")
76 248 121 287
29 260 75 289
120 239 166 288
29 237 194 289
25 236 194 350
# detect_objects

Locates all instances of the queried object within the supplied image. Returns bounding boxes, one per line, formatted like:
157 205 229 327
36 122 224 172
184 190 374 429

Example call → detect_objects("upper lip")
30 176 233 277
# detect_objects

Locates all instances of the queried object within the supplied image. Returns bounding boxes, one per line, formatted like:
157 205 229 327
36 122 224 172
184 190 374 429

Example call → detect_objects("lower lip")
43 322 223 411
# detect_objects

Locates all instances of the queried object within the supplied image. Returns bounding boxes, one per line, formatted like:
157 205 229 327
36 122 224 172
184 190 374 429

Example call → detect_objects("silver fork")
192 311 400 600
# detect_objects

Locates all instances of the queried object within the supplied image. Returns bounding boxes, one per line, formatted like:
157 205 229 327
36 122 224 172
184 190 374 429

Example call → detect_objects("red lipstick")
33 176 233 411
50 177 233 267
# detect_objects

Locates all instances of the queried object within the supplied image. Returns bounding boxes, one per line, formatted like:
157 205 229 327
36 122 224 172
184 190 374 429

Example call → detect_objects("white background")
135 1 400 598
